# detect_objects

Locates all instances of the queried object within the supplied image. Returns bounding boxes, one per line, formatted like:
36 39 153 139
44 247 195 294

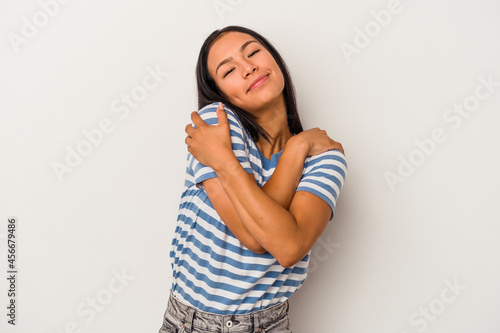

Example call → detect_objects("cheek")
219 79 240 98
217 81 244 105
268 60 285 87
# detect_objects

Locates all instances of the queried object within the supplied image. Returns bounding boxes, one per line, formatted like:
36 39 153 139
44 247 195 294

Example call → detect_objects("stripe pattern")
170 102 347 314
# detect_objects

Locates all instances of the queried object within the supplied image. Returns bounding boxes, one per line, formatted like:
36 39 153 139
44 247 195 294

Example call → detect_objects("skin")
208 31 292 158
185 31 345 267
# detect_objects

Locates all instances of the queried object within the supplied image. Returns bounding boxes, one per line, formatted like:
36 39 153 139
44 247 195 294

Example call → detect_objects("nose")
243 60 257 77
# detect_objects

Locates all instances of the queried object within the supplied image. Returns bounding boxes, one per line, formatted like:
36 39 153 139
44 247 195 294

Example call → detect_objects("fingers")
185 123 194 143
185 103 227 152
185 123 195 136
185 121 195 150
333 142 345 155
216 102 228 126
191 102 227 128
303 126 345 155
308 127 328 136
190 110 204 128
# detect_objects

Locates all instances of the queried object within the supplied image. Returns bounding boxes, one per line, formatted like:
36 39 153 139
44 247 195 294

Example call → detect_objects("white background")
1 0 499 332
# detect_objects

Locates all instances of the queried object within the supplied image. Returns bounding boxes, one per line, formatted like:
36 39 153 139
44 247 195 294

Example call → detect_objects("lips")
247 74 269 92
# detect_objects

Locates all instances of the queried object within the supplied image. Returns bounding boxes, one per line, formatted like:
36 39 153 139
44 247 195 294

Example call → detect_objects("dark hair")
196 25 303 143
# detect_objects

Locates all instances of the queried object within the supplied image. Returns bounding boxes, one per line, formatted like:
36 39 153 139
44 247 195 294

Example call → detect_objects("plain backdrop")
1 0 499 332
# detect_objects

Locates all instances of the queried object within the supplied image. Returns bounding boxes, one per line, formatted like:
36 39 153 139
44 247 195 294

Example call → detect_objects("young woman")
159 26 347 333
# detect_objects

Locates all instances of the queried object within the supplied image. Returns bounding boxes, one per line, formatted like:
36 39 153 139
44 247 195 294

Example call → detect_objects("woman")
159 26 347 333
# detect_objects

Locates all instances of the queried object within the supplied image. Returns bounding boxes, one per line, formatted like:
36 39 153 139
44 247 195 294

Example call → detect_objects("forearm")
202 175 267 254
214 157 301 265
261 137 308 210
198 138 307 255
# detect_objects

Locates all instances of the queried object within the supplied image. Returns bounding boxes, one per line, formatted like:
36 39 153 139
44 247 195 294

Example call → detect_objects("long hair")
195 25 303 143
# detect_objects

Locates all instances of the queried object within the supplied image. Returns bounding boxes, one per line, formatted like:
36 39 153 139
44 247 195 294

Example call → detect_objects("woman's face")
207 31 285 113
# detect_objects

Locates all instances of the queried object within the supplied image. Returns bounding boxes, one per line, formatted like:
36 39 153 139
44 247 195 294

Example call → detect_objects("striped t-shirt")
170 102 347 315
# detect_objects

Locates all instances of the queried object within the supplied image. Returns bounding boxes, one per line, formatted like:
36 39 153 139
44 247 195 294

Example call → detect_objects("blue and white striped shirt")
170 102 347 315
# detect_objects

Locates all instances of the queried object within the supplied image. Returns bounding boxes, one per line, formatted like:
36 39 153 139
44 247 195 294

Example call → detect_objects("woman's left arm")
187 107 347 268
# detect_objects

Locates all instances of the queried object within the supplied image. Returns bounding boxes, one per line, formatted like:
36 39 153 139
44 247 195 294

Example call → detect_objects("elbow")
277 258 295 268
251 245 267 255
246 242 267 254
275 232 305 268
253 247 267 255
276 247 303 268
277 256 300 268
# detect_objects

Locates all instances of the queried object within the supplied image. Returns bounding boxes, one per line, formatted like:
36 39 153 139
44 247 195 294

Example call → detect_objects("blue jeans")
158 291 293 333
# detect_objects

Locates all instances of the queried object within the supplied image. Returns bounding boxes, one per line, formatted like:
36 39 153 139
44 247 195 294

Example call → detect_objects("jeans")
158 291 293 333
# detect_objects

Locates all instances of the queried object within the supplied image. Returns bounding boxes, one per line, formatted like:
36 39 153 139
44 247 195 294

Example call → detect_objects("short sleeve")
296 149 348 220
188 102 254 189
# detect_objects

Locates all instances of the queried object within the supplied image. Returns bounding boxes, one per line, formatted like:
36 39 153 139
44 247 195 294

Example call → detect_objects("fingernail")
218 102 223 109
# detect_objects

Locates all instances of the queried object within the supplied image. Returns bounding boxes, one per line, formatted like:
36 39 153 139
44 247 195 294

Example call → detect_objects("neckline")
256 132 296 166
258 148 284 162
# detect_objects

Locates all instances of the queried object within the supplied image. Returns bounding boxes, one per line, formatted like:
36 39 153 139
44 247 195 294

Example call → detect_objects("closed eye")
249 49 260 57
223 68 234 78
223 50 260 78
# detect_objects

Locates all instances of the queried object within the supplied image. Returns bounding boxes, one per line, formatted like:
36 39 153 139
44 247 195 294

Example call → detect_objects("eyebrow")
215 40 258 76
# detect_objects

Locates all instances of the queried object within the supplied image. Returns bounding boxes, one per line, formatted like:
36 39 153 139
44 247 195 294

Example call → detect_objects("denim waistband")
167 290 289 332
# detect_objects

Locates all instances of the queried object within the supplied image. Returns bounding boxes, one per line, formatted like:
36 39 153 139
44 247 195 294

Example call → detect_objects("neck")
253 94 293 159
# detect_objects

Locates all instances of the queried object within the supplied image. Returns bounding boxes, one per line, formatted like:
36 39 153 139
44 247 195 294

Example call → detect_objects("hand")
292 127 345 156
185 102 235 169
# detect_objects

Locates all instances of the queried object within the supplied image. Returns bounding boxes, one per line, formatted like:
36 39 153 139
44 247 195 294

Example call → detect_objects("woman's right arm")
202 136 307 253
201 129 343 253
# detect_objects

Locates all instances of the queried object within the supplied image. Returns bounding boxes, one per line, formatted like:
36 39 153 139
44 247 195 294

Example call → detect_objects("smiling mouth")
248 74 269 92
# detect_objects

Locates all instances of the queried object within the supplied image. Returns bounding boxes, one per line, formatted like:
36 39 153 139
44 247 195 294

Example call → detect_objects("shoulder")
197 102 251 145
302 149 348 181
305 149 348 169
197 102 241 127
